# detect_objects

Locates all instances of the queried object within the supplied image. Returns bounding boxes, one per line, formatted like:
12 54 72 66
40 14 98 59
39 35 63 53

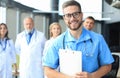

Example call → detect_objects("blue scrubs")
43 28 114 73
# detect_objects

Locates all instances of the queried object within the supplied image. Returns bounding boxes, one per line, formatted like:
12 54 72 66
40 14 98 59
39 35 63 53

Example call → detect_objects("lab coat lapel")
21 31 30 47
22 34 28 46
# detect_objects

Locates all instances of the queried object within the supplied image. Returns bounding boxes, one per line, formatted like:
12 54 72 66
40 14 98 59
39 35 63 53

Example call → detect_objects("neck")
69 27 82 39
52 35 58 38
0 36 5 40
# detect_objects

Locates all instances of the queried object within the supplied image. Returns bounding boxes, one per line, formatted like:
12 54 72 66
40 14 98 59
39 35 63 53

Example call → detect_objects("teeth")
71 21 77 24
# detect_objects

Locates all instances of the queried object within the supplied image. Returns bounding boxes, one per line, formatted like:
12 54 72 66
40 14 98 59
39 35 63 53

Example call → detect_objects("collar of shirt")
0 38 7 43
65 28 91 43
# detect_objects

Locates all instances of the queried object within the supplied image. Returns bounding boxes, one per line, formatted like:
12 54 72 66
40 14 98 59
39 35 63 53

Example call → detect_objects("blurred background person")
0 23 18 78
43 22 62 55
49 22 62 38
15 17 46 78
83 16 95 30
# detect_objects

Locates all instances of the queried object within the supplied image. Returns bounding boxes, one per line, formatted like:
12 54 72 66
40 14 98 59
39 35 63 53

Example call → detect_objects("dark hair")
62 0 82 12
86 16 95 22
0 23 9 40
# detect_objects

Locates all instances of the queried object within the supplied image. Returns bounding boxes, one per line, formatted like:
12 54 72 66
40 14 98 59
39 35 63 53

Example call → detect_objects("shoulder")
55 32 66 41
16 31 25 38
7 39 13 42
45 39 51 44
36 30 45 36
51 32 66 46
7 39 14 44
44 39 52 47
88 30 105 43
90 31 103 39
35 30 46 41
45 38 55 44
82 28 104 42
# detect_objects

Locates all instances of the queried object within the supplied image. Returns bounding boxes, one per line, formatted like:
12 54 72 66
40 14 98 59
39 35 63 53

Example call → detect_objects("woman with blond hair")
43 22 62 55
49 22 62 38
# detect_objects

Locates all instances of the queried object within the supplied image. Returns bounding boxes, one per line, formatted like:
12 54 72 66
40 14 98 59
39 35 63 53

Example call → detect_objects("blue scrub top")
43 28 114 73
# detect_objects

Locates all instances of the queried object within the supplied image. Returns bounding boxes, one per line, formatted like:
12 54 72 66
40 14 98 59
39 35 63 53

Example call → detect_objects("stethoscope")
62 35 94 57
0 38 8 52
0 39 7 51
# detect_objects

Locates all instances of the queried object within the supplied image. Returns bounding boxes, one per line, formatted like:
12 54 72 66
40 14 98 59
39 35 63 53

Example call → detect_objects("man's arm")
44 66 74 78
74 64 112 78
44 64 111 78
91 64 112 78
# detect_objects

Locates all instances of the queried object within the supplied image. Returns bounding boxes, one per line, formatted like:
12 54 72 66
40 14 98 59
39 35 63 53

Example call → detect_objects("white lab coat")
0 39 16 78
43 37 54 55
15 29 46 78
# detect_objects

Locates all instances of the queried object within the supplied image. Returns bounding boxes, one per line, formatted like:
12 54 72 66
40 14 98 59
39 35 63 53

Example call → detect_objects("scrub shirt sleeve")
42 41 59 69
98 35 114 66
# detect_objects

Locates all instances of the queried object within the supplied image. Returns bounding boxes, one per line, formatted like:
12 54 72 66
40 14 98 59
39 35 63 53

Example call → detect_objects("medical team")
0 1 114 78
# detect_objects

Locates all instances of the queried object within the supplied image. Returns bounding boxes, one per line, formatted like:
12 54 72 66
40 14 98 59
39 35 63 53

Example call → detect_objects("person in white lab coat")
0 23 18 78
15 17 46 78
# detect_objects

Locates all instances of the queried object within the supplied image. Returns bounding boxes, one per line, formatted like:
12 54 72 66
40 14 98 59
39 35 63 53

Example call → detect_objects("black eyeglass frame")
63 11 81 19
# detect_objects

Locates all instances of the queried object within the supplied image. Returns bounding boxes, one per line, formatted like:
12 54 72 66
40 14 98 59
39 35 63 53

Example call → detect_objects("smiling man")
43 1 114 78
83 16 95 31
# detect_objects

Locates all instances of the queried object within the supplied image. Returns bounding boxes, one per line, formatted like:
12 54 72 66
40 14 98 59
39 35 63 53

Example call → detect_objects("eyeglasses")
63 12 81 19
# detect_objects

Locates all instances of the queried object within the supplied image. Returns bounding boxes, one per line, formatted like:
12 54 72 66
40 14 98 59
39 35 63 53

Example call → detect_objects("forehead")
63 6 80 14
0 25 6 28
85 18 94 21
24 18 33 23
52 25 60 28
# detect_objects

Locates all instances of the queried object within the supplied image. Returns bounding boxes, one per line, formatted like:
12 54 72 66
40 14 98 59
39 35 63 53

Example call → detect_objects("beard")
25 28 33 33
68 21 83 31
26 29 32 33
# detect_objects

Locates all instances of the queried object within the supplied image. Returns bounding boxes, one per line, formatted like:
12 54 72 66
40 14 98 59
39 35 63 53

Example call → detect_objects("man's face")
83 18 95 30
63 5 83 31
24 18 34 33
